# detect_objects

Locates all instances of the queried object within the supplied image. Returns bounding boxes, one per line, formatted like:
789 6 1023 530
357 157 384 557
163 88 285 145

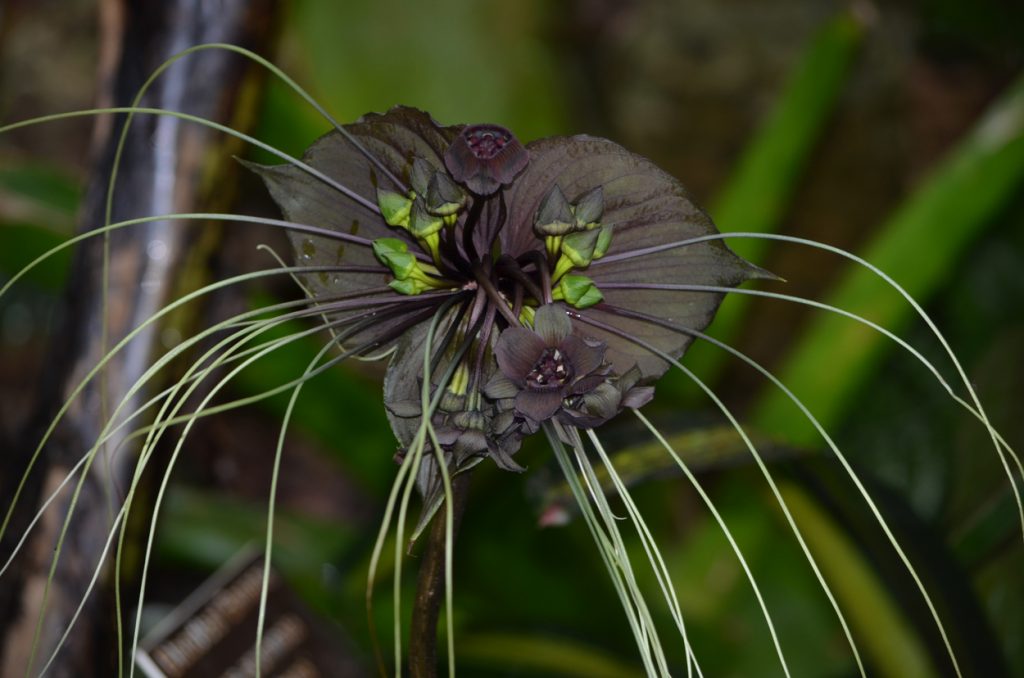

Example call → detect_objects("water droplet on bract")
330 275 341 286
301 238 316 261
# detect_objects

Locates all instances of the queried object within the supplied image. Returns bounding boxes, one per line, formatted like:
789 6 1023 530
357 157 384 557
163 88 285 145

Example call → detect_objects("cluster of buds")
534 185 614 309
376 157 468 265
371 237 451 295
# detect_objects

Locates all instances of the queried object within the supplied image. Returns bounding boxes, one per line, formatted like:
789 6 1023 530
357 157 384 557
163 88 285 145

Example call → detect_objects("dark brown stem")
409 471 472 678
473 266 519 326
496 255 545 303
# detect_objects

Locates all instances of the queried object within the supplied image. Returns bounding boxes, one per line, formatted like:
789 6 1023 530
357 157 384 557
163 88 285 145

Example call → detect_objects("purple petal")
495 328 546 380
435 428 461 446
488 441 526 472
560 335 605 377
585 383 622 419
533 304 572 345
483 372 520 400
385 400 423 418
515 389 564 422
444 124 528 196
453 430 488 458
622 385 655 409
568 373 608 396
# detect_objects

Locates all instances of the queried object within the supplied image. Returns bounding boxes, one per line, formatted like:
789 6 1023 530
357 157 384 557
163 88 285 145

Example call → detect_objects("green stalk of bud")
562 228 602 266
389 278 432 295
421 231 442 266
447 360 471 396
387 267 451 295
518 305 536 326
552 227 602 280
373 237 448 291
407 202 445 264
553 274 604 309
545 235 562 260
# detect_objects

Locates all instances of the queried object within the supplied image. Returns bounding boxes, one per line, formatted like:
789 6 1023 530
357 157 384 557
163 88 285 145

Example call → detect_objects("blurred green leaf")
666 10 866 398
157 486 357 598
0 223 70 289
777 480 934 678
951 487 1019 568
753 73 1024 445
266 0 566 142
456 632 644 678
783 459 1010 675
0 164 80 225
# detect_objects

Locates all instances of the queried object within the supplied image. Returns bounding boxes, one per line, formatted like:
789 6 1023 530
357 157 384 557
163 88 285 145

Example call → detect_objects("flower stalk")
408 472 472 678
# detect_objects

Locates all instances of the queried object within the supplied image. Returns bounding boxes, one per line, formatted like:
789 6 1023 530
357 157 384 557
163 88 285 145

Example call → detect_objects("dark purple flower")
444 124 529 196
248 105 764 491
487 305 610 423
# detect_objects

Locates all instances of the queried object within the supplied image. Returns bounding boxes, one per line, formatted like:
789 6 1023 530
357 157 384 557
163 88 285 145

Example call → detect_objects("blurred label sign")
135 549 357 677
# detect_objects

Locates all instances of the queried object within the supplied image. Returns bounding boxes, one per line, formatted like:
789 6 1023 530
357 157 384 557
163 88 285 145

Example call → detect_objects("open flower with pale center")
486 304 609 424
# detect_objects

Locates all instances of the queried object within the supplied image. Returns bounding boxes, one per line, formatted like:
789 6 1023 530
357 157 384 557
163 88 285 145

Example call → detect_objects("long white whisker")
598 230 1019 545
1 107 380 215
585 428 696 678
596 307 973 676
125 306 407 677
543 423 659 675
563 424 671 675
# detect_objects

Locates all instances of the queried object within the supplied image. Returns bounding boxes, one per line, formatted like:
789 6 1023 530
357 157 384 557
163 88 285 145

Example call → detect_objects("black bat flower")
247 105 764 494
486 303 610 424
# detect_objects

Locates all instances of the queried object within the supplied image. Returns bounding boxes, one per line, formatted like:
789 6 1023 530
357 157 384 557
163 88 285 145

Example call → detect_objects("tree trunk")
0 1 276 674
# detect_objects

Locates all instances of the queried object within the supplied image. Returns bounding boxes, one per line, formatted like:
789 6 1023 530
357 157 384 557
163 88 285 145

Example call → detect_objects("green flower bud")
534 184 575 236
425 172 467 217
377 189 413 228
555 274 604 309
573 186 604 229
389 278 430 295
373 237 417 279
409 157 435 196
408 201 444 238
561 227 602 268
593 224 614 260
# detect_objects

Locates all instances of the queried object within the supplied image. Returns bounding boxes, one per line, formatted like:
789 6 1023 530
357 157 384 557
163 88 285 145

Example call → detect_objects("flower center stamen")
526 347 573 390
465 126 511 160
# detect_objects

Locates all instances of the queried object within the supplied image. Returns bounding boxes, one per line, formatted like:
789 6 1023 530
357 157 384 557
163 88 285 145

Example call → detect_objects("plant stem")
409 471 472 678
